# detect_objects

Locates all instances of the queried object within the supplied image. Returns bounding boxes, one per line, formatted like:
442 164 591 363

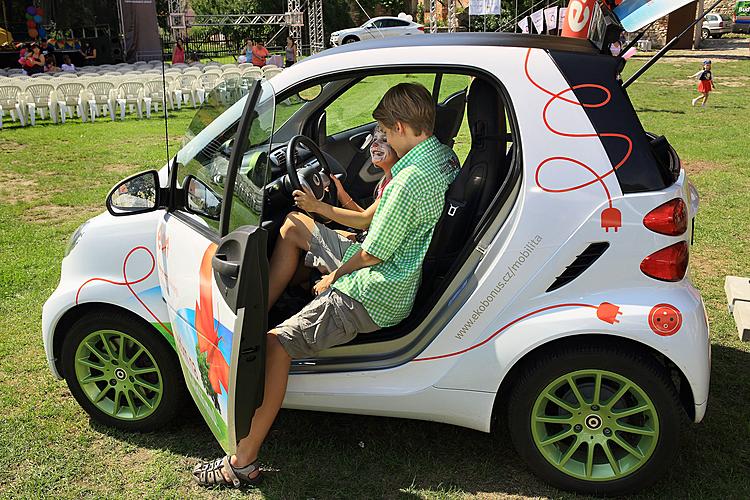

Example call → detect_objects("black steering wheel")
286 135 339 222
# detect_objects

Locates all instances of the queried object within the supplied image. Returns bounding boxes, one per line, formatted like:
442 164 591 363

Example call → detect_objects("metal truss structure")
168 0 325 55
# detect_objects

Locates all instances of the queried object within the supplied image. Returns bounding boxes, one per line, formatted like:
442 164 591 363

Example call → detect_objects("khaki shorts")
304 222 354 273
275 289 380 359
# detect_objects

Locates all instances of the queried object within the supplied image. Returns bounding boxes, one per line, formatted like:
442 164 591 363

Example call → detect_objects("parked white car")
701 12 734 38
330 16 424 45
43 33 710 496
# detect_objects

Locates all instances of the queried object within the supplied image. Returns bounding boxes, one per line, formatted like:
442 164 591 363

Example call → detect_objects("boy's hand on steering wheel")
293 188 322 213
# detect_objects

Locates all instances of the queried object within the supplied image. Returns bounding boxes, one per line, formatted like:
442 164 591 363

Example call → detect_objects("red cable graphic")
524 48 633 232
413 301 621 362
76 246 173 336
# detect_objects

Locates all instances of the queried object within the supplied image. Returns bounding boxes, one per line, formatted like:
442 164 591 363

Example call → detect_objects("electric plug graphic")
601 207 622 232
596 302 622 324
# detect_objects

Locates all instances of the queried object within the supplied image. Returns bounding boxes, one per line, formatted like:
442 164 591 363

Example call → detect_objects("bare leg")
701 92 709 107
224 333 291 479
268 212 316 309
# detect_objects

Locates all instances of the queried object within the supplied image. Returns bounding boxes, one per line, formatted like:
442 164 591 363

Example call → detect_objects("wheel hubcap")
531 369 659 482
74 329 163 421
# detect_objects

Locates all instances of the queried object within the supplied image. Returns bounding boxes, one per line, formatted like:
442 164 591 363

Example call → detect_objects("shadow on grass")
90 343 750 498
635 107 687 114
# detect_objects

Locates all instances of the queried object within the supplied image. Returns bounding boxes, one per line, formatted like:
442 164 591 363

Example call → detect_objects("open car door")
156 81 274 453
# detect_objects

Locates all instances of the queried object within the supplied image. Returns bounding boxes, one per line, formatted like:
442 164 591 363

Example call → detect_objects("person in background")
61 54 76 72
81 43 96 65
40 38 55 58
243 38 254 63
690 59 715 107
44 54 61 73
251 40 269 67
172 38 185 64
25 44 45 75
285 36 297 68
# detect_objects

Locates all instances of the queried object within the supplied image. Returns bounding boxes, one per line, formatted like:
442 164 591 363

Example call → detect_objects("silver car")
330 16 424 46
702 12 733 38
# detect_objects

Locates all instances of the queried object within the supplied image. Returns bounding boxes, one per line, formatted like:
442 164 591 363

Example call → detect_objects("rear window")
721 14 733 21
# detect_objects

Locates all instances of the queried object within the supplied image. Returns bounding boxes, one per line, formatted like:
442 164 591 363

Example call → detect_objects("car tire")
701 28 710 39
343 36 359 44
507 343 682 496
61 311 187 432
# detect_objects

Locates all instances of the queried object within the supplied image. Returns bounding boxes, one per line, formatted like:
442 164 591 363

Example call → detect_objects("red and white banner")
561 0 595 38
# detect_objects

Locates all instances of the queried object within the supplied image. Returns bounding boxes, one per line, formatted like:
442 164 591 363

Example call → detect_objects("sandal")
193 455 262 488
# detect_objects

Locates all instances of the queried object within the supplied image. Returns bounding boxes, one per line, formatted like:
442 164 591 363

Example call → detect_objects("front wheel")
61 311 187 432
343 36 359 44
507 344 682 496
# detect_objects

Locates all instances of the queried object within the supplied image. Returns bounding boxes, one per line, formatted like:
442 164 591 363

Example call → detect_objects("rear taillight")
719 21 725 27
640 241 689 282
643 198 687 236
417 26 424 31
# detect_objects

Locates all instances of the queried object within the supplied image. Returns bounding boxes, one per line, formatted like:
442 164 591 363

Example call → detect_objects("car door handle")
212 253 240 279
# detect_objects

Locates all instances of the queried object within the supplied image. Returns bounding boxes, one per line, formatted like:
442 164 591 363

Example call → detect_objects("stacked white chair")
8 68 24 76
56 72 79 79
238 62 253 71
55 81 87 123
116 81 145 120
85 80 116 122
147 59 163 66
221 63 237 71
196 73 220 104
173 73 198 109
23 82 60 125
142 79 171 116
242 66 262 79
0 83 26 128
31 73 54 79
262 67 282 79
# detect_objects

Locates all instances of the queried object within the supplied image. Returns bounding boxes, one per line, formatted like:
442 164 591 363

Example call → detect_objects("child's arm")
689 70 702 79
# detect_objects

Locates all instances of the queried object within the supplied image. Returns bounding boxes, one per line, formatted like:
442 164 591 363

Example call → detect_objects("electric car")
42 34 710 495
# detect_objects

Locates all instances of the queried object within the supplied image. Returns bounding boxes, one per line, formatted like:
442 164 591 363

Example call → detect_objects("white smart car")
43 34 710 495
329 16 424 45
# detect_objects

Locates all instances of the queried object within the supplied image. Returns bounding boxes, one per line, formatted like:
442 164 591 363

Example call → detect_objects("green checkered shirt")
333 135 459 327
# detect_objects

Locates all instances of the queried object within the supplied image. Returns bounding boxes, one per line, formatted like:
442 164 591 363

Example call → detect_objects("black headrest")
467 79 502 150
434 105 459 146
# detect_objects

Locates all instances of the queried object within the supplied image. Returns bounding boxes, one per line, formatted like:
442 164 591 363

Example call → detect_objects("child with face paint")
266 125 398 308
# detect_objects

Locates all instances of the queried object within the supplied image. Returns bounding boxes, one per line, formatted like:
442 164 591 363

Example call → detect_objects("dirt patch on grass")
0 171 39 204
0 138 27 154
682 160 726 175
102 163 142 175
21 204 100 225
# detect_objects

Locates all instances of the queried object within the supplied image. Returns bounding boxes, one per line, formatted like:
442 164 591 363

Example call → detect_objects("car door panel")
156 82 271 454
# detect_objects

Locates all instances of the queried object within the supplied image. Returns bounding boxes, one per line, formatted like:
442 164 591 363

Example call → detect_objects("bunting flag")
530 9 545 33
559 8 568 27
518 16 530 33
469 0 502 15
544 7 559 30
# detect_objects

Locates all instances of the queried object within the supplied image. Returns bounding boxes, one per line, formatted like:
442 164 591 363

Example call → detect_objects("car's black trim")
546 242 610 292
308 33 599 61
548 51 673 193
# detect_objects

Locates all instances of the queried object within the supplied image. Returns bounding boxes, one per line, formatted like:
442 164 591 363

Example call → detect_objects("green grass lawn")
1 57 749 499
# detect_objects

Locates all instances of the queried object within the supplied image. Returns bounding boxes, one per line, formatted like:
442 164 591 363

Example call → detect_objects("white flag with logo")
544 7 559 30
469 0 486 15
559 7 567 27
530 8 545 33
518 16 530 33
485 0 502 15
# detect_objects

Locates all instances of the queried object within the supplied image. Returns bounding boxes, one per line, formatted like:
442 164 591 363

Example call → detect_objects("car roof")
318 33 598 59
368 16 413 21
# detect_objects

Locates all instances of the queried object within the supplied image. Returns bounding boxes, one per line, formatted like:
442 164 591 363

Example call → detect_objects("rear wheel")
507 344 682 495
701 28 710 39
61 311 186 432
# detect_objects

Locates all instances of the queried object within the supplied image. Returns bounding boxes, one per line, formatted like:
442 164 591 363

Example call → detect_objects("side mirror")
297 84 323 102
184 175 222 220
106 170 161 216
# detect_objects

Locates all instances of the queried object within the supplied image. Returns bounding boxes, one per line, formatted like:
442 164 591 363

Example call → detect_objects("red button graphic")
648 304 682 336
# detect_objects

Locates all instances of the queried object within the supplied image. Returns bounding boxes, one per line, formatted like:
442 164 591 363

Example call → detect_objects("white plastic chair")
56 72 79 79
7 68 24 75
54 81 86 123
147 59 163 66
221 63 238 71
195 73 220 104
85 80 116 122
262 64 279 72
23 83 60 125
238 62 253 71
31 73 54 79
142 79 171 116
116 81 145 120
0 84 26 128
173 74 198 109
262 67 282 79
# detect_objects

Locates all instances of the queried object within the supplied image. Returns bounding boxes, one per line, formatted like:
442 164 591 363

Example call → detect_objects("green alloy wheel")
73 329 163 421
508 344 682 496
62 311 186 432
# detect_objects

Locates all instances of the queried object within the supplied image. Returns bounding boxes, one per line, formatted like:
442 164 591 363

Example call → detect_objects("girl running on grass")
690 59 715 107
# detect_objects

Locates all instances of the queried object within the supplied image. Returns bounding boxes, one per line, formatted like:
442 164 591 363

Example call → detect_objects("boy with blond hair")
194 82 459 488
